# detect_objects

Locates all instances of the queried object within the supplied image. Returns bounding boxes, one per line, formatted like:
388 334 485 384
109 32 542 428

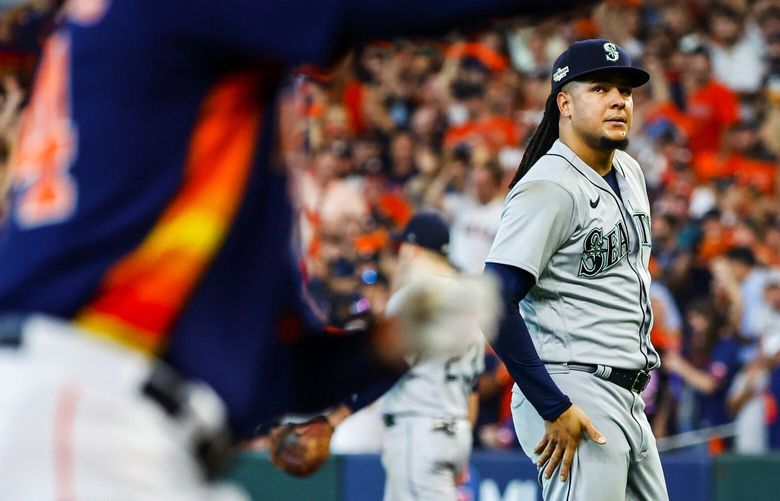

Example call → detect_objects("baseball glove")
269 416 334 477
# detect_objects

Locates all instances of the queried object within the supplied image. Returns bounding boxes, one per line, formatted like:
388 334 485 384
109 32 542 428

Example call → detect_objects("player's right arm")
485 180 606 481
485 262 606 481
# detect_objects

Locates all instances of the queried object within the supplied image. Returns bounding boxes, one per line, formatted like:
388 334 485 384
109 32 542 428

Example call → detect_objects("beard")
582 130 629 152
599 136 629 151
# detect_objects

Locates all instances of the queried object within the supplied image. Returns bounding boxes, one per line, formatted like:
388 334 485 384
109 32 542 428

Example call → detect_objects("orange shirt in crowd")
444 115 520 152
694 151 778 194
446 42 509 72
686 81 739 155
650 80 739 159
697 227 737 264
733 158 777 195
374 190 413 228
755 244 780 268
354 229 390 256
343 78 367 135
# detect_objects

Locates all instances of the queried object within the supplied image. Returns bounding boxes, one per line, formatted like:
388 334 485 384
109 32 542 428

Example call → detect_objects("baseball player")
484 40 669 500
381 212 485 501
0 0 600 498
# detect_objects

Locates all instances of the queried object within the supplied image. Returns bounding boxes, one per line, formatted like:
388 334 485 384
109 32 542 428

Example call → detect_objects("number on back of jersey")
444 342 483 392
12 33 78 229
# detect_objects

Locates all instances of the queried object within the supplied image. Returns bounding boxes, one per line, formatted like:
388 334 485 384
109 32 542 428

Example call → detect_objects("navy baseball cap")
550 39 650 93
394 211 450 255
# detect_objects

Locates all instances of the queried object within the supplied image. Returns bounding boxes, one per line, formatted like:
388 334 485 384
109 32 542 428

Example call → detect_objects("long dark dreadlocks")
508 91 561 190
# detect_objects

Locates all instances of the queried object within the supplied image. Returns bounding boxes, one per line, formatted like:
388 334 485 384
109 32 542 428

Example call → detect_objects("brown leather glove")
269 416 334 477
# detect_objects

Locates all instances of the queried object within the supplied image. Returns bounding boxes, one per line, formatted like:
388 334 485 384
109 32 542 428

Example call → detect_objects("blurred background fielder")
380 212 486 501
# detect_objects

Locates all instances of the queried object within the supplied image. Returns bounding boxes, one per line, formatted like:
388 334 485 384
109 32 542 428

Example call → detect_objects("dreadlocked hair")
508 92 561 190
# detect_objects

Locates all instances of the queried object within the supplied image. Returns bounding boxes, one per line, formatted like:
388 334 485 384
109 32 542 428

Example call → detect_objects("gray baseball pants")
381 416 472 501
511 366 669 501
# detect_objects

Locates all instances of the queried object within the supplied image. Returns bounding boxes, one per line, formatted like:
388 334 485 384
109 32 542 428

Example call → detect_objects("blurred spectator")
723 246 769 341
664 298 742 441
298 149 368 254
647 257 683 437
507 23 566 76
649 46 740 166
729 270 780 452
761 271 780 449
387 130 418 186
594 0 645 59
756 270 780 353
706 3 766 95
426 159 504 274
0 74 22 217
727 357 770 453
474 350 519 451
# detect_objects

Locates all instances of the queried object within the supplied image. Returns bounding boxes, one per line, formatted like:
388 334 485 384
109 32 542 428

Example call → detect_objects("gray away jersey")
486 139 659 370
381 286 486 419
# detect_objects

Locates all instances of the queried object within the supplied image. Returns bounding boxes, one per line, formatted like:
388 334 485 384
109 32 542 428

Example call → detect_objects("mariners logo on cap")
552 66 570 83
603 42 619 62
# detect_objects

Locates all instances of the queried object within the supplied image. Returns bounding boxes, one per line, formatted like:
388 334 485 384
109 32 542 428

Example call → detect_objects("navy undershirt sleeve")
484 262 572 421
604 168 622 201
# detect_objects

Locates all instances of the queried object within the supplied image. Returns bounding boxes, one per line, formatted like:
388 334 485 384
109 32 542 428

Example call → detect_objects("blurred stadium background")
2 0 780 499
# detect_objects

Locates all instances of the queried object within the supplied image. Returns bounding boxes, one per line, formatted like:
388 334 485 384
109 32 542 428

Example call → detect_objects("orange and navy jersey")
0 0 586 436
0 0 349 435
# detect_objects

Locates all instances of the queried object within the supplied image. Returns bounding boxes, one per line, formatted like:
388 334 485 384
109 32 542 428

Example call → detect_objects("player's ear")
557 90 572 118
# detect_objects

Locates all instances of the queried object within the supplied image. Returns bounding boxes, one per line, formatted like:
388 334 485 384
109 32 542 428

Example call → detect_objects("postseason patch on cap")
552 66 569 83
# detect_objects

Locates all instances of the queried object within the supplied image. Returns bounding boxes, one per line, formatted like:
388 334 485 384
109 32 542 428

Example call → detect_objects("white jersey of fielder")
486 139 659 370
381 286 486 419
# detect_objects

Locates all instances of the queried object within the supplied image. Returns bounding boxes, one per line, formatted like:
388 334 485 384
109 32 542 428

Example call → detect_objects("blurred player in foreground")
381 212 486 501
485 40 669 500
0 0 595 498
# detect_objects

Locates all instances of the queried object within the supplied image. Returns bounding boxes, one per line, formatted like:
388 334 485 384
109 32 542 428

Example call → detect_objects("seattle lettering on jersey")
632 212 652 247
578 220 629 278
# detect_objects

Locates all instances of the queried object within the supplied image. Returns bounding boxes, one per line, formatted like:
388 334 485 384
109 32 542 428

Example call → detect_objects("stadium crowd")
2 0 780 456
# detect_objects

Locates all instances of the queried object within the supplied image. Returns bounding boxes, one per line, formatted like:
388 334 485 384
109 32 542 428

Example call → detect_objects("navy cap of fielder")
550 39 650 93
395 211 450 255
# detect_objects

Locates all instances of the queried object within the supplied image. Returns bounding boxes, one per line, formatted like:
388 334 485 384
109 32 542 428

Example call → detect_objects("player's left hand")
269 416 334 477
534 404 606 482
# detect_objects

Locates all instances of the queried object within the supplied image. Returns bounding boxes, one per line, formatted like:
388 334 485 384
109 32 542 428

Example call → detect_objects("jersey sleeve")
167 0 349 65
166 0 597 65
486 180 576 279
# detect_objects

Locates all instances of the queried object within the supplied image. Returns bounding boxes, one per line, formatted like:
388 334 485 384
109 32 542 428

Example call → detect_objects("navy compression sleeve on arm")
484 262 572 421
